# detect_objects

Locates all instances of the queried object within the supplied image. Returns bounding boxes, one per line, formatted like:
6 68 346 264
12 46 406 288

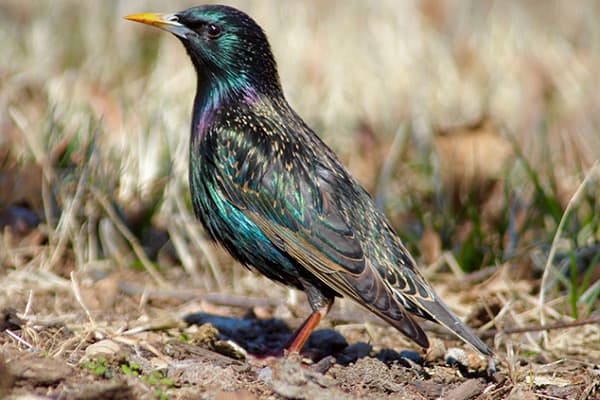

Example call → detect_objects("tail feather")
369 304 431 349
414 295 493 356
362 269 492 356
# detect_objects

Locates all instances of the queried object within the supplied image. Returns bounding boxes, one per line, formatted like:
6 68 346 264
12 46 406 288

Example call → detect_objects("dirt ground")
1 264 599 400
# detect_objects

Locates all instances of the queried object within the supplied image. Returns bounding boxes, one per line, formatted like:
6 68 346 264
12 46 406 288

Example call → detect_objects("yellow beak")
124 12 189 38
125 13 170 27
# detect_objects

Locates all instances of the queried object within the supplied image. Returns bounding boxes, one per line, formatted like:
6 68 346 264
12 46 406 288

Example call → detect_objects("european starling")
125 5 493 356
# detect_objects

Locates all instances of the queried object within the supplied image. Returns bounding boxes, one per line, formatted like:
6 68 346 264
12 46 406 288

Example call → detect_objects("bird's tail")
411 292 493 356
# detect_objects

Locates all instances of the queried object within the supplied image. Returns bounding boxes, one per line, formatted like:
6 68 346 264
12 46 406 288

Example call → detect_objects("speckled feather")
133 4 492 355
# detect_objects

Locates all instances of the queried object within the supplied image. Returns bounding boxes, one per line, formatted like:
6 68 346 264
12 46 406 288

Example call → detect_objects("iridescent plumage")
126 5 493 356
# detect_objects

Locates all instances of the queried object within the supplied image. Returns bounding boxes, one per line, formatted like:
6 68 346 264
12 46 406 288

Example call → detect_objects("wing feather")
208 117 490 354
247 210 430 348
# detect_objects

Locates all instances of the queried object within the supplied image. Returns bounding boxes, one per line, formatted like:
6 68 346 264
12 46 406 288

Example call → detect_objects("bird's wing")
211 124 431 347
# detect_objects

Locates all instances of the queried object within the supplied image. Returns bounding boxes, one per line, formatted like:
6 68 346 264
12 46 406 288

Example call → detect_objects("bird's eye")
206 23 223 39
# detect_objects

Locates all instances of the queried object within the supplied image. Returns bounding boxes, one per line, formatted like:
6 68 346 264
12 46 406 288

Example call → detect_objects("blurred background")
1 0 600 336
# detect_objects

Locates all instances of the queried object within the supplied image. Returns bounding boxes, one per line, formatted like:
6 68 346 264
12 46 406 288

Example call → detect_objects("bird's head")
126 5 281 99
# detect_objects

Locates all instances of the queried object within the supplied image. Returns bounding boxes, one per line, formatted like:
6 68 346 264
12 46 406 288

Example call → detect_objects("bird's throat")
190 71 261 146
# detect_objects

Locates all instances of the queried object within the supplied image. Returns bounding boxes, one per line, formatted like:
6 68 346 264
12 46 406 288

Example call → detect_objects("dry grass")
1 1 600 398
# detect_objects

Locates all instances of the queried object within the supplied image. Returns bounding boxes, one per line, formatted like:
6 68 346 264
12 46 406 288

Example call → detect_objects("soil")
1 266 598 400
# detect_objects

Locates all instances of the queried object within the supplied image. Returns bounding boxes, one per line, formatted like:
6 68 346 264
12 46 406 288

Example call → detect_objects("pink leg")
284 306 329 353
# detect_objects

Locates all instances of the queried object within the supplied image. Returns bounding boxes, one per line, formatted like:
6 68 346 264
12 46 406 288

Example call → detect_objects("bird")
125 5 493 357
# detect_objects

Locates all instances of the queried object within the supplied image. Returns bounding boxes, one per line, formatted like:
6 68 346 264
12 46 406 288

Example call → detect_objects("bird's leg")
284 280 334 354
284 304 330 353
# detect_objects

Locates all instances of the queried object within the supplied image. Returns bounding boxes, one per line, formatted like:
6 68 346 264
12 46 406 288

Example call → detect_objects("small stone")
445 347 468 367
445 347 488 371
257 366 272 383
82 339 121 363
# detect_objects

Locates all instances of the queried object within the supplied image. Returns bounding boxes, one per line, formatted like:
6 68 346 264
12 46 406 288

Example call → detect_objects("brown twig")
480 316 600 338
115 279 281 308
